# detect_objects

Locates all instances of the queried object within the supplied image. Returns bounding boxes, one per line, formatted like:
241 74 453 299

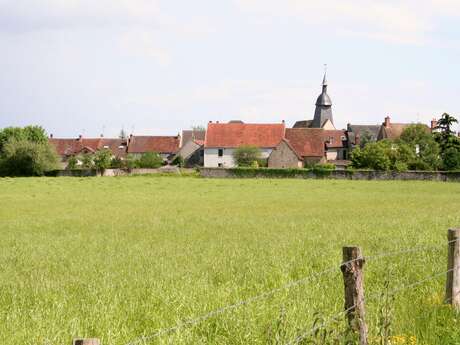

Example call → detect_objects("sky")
0 0 459 137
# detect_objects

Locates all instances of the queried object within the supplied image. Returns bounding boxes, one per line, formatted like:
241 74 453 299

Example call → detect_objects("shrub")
110 157 124 169
138 152 163 168
66 156 78 170
93 149 112 172
313 163 336 170
442 147 460 171
233 146 262 167
80 154 94 169
172 155 185 167
0 138 58 176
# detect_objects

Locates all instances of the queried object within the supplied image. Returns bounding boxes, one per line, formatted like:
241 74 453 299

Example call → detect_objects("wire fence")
123 239 457 345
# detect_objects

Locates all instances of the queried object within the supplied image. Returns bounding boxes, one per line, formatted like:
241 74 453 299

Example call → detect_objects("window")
218 163 223 168
329 137 334 144
218 149 223 157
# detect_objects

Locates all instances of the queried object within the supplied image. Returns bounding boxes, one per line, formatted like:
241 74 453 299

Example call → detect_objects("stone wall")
199 168 460 182
268 140 302 168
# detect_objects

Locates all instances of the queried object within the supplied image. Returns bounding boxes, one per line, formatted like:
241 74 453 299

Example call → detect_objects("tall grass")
0 176 460 344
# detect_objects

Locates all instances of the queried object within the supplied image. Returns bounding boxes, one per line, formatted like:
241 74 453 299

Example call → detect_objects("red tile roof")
49 138 127 157
127 136 180 154
284 128 325 157
205 122 285 148
323 130 348 149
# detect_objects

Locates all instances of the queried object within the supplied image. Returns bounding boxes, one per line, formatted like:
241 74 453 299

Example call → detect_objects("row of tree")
66 151 165 170
0 126 58 176
351 113 460 171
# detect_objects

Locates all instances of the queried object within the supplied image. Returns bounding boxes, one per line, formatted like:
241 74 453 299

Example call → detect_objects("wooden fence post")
72 339 101 345
446 228 460 309
341 246 368 345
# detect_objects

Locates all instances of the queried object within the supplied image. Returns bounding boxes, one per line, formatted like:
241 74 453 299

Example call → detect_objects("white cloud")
119 29 171 65
235 0 460 45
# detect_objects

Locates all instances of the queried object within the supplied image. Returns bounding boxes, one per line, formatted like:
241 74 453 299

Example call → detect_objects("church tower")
311 71 334 128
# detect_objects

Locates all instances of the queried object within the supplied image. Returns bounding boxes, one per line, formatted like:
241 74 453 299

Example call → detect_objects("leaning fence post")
341 246 368 345
72 339 101 345
446 228 460 309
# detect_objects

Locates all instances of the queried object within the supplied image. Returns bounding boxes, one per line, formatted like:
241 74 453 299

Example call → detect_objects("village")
48 73 444 172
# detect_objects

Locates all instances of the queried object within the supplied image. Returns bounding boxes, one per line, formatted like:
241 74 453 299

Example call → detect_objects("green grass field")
1 176 460 345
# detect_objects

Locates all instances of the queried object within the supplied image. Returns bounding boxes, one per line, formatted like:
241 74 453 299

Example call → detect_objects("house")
204 121 285 168
180 129 206 147
346 124 381 149
377 116 430 141
49 135 128 168
323 130 349 160
174 139 204 167
293 72 336 130
268 128 325 168
127 135 180 161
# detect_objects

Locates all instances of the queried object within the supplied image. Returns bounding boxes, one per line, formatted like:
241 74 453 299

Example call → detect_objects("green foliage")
0 125 48 153
233 145 262 167
359 130 375 149
124 154 138 169
93 149 112 171
79 154 94 169
137 152 163 168
0 138 58 176
442 147 460 171
230 167 313 178
172 155 185 167
110 156 124 169
314 163 336 170
399 124 441 170
351 140 420 171
66 156 78 170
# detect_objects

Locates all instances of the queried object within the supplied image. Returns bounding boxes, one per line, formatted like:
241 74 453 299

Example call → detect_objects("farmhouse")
49 135 128 168
204 121 286 168
126 135 180 161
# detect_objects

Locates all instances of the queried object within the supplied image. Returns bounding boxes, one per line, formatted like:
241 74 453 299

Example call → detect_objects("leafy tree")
66 156 78 170
442 147 460 170
399 124 441 170
125 154 138 169
137 152 163 168
359 130 374 149
0 126 47 153
233 145 262 167
436 113 458 136
191 125 206 131
0 138 58 176
93 149 112 172
110 156 124 169
351 140 415 171
80 154 94 169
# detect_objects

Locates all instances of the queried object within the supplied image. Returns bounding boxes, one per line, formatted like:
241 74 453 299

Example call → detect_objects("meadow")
1 176 460 345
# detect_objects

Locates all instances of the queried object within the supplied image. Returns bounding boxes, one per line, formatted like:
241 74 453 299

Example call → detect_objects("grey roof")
311 72 333 128
347 125 381 138
293 120 313 128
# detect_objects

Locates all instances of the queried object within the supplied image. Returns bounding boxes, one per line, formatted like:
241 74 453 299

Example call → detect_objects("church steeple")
311 67 333 127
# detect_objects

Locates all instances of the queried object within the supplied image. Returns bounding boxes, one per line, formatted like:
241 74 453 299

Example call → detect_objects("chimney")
100 134 104 138
208 121 212 123
216 121 220 124
384 116 391 128
282 120 285 125
431 118 438 130
49 133 53 139
78 134 83 142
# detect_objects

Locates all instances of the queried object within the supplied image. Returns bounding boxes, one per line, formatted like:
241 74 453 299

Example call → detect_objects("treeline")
351 113 460 171
0 126 58 176
67 151 166 170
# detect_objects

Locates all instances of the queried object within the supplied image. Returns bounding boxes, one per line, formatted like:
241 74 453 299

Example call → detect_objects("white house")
203 121 286 168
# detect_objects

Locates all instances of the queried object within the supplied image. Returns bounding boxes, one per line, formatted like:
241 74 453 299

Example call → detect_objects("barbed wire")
124 239 460 345
286 267 454 345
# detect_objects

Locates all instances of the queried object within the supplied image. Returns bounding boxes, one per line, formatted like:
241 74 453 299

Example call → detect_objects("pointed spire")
322 64 328 86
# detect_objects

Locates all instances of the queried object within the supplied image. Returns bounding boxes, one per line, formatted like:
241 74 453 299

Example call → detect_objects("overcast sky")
0 0 459 137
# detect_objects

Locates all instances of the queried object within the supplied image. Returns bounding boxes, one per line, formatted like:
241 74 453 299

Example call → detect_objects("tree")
80 154 94 169
350 140 415 171
66 156 78 170
137 152 163 168
442 147 460 170
399 124 441 170
0 138 58 176
436 113 458 136
119 129 127 140
191 125 206 131
0 126 48 153
359 130 374 149
233 145 262 167
93 149 112 172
